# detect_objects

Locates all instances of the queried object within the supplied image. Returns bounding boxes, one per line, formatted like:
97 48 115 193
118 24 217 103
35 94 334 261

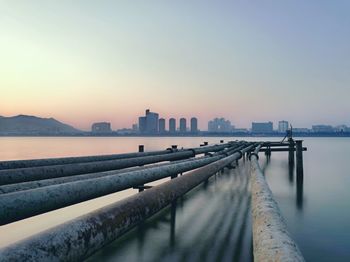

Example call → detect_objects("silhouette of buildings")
190 117 198 133
169 118 176 133
208 118 233 133
312 125 334 133
91 122 111 133
132 124 138 132
138 109 159 134
251 122 273 133
179 118 187 132
278 121 289 133
159 118 166 133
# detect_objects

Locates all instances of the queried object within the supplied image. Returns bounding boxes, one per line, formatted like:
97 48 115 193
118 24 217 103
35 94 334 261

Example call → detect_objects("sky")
1 1 349 131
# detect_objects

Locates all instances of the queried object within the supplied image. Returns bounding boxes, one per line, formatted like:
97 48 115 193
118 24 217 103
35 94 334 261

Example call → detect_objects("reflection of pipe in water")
170 201 177 247
137 221 146 255
261 157 270 174
289 162 294 185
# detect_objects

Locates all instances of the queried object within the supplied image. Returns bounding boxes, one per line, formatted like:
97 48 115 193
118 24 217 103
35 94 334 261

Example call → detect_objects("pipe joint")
249 152 259 160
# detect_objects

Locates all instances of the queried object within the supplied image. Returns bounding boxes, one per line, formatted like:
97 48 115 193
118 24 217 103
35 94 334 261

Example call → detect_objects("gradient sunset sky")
1 1 349 130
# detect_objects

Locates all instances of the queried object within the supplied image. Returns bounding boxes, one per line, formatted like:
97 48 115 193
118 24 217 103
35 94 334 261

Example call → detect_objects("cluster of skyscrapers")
90 113 349 135
138 109 198 134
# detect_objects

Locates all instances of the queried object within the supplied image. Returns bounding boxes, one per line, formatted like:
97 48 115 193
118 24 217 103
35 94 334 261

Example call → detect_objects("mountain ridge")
0 115 81 135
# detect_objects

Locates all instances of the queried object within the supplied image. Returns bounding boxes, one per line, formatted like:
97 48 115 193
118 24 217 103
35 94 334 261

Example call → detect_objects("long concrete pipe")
250 145 305 261
0 144 247 225
0 144 232 185
0 144 255 261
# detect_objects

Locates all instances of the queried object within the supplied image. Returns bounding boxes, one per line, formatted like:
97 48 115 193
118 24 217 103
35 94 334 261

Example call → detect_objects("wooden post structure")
138 145 145 189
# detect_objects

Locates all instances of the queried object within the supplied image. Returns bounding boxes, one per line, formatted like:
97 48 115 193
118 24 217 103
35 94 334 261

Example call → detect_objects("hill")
0 115 81 135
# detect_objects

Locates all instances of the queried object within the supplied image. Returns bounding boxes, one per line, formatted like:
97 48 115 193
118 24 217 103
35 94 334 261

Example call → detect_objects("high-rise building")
190 117 198 133
91 122 112 133
169 118 176 133
138 117 147 133
159 118 166 133
179 118 187 132
278 121 289 133
251 122 273 133
138 109 159 133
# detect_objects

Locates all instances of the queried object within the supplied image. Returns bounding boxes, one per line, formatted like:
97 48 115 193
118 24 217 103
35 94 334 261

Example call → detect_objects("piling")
296 140 304 178
288 138 295 166
295 140 304 210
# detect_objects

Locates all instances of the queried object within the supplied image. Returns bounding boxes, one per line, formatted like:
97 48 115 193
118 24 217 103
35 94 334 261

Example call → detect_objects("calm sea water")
0 137 349 261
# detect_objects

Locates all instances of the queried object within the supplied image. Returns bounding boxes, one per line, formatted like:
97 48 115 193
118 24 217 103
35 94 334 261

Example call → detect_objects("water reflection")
170 201 176 247
87 164 253 262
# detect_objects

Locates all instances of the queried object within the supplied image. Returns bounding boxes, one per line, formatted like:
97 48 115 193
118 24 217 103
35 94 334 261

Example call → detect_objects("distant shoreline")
1 132 350 138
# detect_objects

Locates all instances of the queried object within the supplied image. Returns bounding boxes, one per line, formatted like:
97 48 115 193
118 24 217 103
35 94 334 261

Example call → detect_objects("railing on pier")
0 139 306 261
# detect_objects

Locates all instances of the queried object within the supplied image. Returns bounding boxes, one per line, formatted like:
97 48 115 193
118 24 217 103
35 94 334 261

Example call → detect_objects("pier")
0 139 307 261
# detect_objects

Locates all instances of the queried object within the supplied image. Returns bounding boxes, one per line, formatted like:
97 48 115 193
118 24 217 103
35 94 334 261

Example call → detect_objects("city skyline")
1 1 350 130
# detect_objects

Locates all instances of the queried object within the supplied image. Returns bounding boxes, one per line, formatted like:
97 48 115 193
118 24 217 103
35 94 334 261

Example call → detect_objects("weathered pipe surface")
250 146 305 262
0 144 254 261
0 145 245 225
0 144 243 195
0 143 231 170
0 156 209 194
0 149 170 170
0 144 229 186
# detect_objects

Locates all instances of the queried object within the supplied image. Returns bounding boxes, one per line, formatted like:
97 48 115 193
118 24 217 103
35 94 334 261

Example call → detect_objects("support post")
295 140 304 179
288 138 295 166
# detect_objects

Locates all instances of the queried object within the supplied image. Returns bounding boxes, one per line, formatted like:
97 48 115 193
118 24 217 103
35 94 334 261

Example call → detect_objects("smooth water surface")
0 137 349 261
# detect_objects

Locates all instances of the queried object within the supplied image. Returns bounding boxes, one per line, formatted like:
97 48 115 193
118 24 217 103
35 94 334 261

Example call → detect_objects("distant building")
208 118 233 133
312 125 334 133
169 118 176 133
278 121 289 133
251 122 273 133
179 118 187 132
138 117 147 133
190 117 198 133
91 122 112 133
159 118 166 133
116 128 134 134
232 128 249 133
138 109 159 134
293 128 310 133
132 124 138 131
335 125 348 132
